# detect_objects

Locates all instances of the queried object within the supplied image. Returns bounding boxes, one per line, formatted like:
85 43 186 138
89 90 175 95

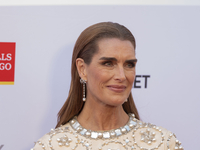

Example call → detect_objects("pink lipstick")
107 85 126 93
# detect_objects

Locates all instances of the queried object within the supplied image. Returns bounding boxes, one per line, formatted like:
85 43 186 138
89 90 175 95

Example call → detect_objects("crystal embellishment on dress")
140 128 156 144
110 131 116 137
175 140 184 150
124 138 130 143
57 134 72 147
31 113 184 150
103 132 110 138
167 133 184 150
124 125 131 131
80 128 87 135
85 142 90 147
115 129 122 136
132 123 165 150
91 132 98 139
70 114 137 140
72 121 80 129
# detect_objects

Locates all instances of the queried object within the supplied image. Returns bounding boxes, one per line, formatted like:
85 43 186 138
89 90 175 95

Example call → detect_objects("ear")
76 58 87 81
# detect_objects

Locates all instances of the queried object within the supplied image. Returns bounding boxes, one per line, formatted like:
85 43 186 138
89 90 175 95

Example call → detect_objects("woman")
31 22 183 150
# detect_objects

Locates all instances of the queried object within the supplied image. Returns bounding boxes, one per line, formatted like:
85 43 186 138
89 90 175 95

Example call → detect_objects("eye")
102 61 113 67
125 62 135 68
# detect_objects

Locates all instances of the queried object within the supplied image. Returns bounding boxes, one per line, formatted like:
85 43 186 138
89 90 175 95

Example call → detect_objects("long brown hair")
56 22 140 128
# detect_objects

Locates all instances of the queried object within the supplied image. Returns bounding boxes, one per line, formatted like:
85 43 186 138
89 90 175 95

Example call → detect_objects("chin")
106 99 125 107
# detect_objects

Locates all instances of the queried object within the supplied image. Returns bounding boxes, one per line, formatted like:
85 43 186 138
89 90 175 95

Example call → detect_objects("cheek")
91 70 113 92
87 67 108 86
95 70 110 85
87 71 108 96
126 71 136 83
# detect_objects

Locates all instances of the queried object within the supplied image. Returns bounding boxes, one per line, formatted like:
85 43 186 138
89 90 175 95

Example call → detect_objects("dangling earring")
80 78 86 101
125 98 128 102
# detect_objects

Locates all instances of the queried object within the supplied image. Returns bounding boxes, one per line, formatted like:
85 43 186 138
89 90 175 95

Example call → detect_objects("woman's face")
85 38 137 106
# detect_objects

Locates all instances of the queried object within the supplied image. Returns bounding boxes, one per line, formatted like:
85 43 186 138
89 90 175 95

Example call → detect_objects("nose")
114 66 126 82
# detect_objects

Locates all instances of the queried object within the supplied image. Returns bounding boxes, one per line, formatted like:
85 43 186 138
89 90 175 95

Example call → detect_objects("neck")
77 98 129 131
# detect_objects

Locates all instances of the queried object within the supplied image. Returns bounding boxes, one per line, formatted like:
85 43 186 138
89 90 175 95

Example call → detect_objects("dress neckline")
69 113 138 140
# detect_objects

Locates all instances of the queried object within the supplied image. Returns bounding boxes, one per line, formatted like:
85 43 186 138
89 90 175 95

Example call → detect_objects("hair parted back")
56 22 140 128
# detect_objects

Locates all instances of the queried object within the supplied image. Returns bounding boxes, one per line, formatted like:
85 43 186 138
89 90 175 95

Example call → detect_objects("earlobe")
76 58 87 80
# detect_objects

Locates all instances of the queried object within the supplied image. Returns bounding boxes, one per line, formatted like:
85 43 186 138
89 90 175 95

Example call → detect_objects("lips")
107 85 126 93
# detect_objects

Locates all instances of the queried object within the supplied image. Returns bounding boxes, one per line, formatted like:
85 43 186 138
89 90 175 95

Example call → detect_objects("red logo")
0 42 16 85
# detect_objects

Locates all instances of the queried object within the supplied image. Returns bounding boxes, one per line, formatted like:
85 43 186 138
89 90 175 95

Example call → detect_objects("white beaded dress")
31 114 183 150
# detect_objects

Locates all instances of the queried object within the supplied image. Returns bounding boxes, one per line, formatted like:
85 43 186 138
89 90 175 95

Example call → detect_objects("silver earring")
125 98 128 102
80 78 86 101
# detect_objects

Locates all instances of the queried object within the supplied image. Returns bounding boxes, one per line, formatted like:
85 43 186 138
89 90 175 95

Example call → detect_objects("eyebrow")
125 59 138 63
99 57 117 61
99 57 137 62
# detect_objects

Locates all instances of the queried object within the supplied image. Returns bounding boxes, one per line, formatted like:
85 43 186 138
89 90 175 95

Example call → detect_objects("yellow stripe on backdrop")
0 82 14 85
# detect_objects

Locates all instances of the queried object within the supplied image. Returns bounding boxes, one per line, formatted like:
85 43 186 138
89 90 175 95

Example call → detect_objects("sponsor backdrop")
0 42 16 85
0 5 199 150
